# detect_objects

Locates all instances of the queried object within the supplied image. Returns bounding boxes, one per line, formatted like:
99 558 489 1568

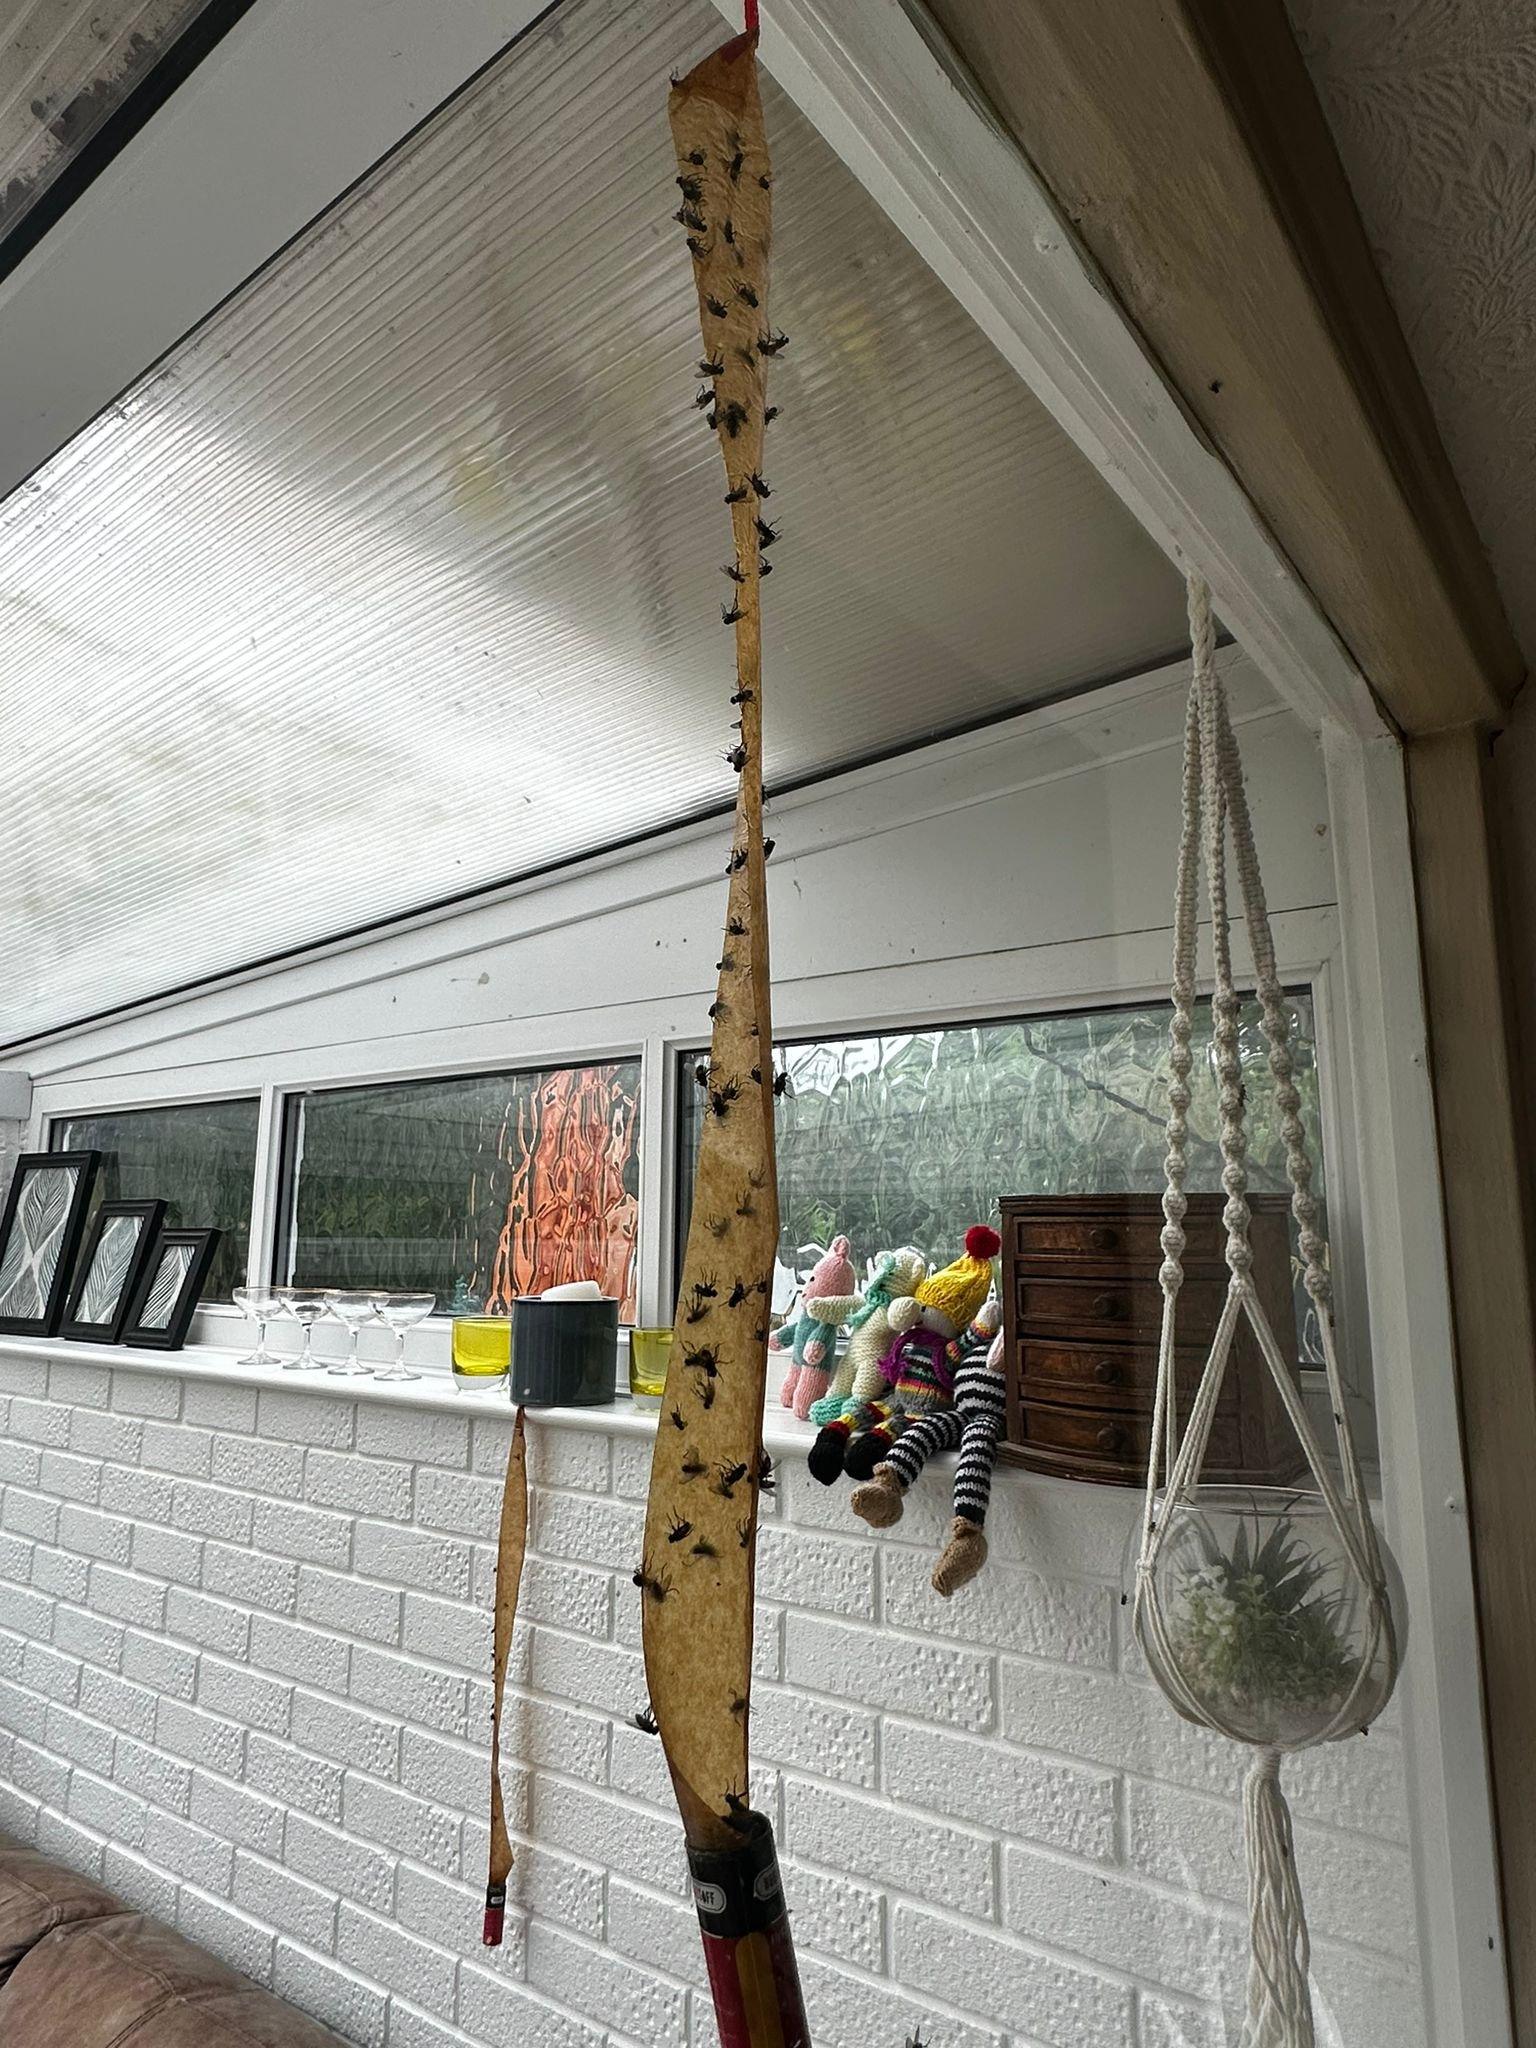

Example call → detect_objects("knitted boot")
807 1418 852 1485
850 1464 905 1528
843 1424 895 1482
931 1516 987 1597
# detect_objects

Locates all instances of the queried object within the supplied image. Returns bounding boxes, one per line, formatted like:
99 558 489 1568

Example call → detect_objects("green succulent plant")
1171 1499 1361 1719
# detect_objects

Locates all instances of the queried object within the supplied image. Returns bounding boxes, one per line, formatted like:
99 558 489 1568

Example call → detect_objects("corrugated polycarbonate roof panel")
0 0 1187 1045
0 0 213 239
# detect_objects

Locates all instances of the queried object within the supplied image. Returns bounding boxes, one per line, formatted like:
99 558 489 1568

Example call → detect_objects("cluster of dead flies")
671 135 787 622
632 1447 775 1606
631 112 788 1821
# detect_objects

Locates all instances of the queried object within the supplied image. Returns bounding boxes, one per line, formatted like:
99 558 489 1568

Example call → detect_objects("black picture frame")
121 1228 222 1352
59 1199 167 1345
0 1151 101 1337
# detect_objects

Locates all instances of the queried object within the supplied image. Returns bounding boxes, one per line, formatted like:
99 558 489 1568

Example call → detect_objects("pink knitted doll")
772 1235 856 1420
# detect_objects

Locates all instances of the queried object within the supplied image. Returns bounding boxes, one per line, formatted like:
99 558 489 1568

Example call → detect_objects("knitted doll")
772 1235 856 1420
851 1304 1006 1596
804 1247 927 1483
841 1226 1001 1483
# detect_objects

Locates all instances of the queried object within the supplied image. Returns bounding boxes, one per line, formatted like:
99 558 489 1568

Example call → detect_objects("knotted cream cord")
1134 572 1401 2048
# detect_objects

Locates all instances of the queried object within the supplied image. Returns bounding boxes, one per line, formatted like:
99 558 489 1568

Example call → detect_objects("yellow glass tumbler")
628 1327 672 1409
451 1314 510 1389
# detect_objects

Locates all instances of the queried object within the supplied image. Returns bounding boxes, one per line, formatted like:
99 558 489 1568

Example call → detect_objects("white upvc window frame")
661 975 1363 1409
28 905 1355 1382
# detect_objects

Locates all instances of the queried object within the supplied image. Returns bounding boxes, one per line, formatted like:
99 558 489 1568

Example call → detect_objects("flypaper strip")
640 26 811 2046
483 1405 527 1946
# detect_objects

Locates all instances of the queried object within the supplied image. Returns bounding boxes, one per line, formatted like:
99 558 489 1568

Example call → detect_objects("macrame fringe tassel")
1239 1748 1314 2048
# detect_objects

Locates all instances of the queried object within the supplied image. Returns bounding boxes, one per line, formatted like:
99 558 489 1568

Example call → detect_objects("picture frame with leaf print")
122 1226 221 1352
60 1198 167 1344
0 1151 101 1337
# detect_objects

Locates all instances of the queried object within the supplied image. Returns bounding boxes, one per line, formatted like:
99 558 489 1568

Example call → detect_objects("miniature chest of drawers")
999 1192 1303 1487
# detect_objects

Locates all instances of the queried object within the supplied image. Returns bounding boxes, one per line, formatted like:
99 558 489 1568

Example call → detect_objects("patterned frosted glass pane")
282 1062 642 1319
52 1100 258 1301
676 995 1326 1363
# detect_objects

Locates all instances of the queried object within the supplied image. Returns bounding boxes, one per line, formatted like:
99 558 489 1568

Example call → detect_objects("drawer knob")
1093 1293 1125 1320
1094 1359 1122 1386
1089 1225 1119 1250
1096 1424 1126 1454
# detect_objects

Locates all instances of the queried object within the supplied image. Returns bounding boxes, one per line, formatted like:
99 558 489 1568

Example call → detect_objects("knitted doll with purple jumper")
841 1227 1001 1481
772 1235 856 1420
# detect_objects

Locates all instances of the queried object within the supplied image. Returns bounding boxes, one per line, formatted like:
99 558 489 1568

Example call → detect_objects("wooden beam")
734 0 1383 739
1406 725 1536 2041
922 0 1525 735
1489 685 1536 1241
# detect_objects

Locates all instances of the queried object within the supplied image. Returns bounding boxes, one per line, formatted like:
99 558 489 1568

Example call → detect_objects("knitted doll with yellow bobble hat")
841 1226 1001 1483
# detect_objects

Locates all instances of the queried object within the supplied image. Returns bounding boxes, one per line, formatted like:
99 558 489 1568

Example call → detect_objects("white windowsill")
0 1330 832 1459
0 1325 1376 1505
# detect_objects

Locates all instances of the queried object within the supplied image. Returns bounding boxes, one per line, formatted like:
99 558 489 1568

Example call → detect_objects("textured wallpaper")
1287 0 1536 663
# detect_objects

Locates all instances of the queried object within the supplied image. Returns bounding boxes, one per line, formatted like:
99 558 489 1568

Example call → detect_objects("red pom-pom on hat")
965 1225 1001 1260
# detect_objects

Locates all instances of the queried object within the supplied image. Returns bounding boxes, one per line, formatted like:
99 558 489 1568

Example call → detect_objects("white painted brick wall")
0 1352 1425 2048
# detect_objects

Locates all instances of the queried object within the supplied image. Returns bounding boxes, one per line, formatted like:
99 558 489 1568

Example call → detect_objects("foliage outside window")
676 995 1327 1361
51 1099 260 1303
280 1061 642 1319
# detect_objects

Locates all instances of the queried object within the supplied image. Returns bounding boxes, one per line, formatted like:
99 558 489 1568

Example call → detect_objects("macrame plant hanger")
1134 574 1402 2048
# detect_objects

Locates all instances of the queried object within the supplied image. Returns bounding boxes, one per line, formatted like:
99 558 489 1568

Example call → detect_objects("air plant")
1169 1497 1360 1718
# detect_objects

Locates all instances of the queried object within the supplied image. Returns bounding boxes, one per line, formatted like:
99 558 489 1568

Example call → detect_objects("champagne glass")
232 1284 284 1368
277 1287 337 1371
375 1292 435 1383
328 1291 379 1377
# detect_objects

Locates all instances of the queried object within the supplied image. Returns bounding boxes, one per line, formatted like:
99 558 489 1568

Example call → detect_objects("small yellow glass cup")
451 1314 510 1390
628 1327 672 1409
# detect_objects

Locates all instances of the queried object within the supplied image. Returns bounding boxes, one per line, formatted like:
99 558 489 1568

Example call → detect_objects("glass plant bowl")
1130 1485 1405 1751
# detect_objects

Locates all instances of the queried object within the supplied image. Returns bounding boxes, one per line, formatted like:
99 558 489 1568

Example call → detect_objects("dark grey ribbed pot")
508 1298 618 1407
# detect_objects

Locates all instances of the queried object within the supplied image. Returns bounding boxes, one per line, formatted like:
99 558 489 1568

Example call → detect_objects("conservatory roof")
0 0 1187 1047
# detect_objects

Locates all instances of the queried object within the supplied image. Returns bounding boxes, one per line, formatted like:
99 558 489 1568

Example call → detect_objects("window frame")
268 1051 646 1315
663 968 1365 1425
21 924 1357 1406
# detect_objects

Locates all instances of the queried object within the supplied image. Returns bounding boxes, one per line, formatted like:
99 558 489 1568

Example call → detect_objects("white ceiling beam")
0 0 550 502
722 0 1387 740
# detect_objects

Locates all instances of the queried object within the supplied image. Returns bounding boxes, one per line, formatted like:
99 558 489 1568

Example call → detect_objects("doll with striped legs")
850 1302 1006 1596
838 1226 999 1484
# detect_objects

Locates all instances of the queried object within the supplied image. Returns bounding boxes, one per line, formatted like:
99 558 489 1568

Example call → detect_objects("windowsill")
0 1330 832 1458
0 1331 1377 1499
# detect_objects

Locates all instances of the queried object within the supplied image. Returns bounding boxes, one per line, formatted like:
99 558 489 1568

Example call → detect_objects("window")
50 1099 260 1303
676 994 1327 1362
279 1060 642 1319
